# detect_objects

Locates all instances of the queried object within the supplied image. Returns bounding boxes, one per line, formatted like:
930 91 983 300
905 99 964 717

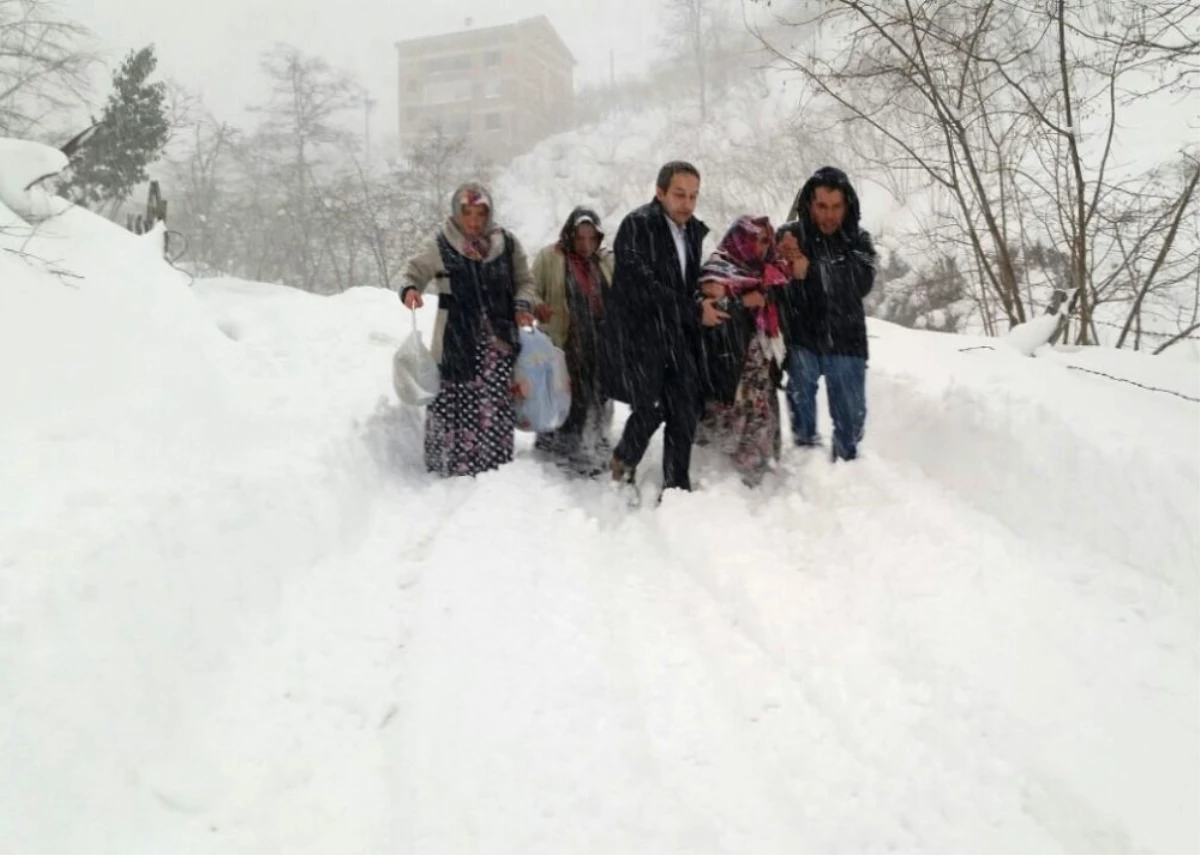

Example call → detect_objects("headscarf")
449 181 495 260
699 215 789 338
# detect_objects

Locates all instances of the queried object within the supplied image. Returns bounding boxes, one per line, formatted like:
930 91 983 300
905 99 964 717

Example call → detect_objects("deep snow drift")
2 147 1198 853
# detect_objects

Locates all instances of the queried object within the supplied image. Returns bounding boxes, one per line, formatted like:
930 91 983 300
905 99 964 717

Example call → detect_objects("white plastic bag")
513 326 571 432
392 310 440 406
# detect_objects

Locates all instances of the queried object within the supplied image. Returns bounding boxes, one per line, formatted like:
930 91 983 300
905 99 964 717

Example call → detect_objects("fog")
63 0 663 135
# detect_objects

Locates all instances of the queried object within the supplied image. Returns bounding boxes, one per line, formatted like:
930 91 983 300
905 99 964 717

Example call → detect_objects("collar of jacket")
439 216 507 262
649 198 709 243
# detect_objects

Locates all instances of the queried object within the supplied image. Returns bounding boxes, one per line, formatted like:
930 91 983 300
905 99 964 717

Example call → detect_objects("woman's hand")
701 282 725 299
403 288 423 310
777 232 800 261
700 298 730 327
791 253 810 281
741 291 766 309
534 303 554 323
516 311 535 327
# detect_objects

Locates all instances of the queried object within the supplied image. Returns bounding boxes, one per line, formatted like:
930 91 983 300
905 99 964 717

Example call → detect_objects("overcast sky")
63 0 665 140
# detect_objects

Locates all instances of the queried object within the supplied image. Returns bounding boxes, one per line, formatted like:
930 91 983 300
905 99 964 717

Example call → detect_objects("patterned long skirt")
699 336 782 486
424 335 516 477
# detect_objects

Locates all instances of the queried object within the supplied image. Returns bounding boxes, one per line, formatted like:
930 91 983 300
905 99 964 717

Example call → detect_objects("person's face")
756 230 772 260
777 230 800 259
810 186 846 236
458 203 489 238
655 173 700 225
573 223 600 257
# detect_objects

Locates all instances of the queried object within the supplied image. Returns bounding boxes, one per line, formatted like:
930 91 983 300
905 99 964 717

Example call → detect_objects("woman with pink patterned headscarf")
696 215 790 486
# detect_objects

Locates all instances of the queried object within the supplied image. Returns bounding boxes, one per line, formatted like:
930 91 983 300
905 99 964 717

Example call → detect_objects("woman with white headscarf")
400 182 541 477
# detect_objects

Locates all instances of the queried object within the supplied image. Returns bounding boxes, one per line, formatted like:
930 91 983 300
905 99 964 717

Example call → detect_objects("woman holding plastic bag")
399 182 541 477
529 207 615 476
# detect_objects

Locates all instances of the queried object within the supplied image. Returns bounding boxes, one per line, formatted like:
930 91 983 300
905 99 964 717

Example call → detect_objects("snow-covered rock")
1003 311 1063 356
0 138 68 221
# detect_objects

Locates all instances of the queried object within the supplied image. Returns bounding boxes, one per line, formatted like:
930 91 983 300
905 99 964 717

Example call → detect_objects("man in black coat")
602 161 726 497
777 166 877 461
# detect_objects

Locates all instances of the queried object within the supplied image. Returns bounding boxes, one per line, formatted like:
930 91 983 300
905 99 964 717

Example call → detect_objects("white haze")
62 0 662 141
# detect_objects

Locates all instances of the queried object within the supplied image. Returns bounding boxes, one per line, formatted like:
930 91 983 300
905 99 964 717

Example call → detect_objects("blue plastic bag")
513 326 571 433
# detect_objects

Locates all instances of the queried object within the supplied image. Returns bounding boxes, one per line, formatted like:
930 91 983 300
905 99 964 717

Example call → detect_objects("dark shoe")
610 455 636 484
610 456 641 506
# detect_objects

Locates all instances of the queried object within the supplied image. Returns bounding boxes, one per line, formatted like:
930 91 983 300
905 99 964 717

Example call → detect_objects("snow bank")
0 172 406 847
869 320 1200 599
0 138 68 220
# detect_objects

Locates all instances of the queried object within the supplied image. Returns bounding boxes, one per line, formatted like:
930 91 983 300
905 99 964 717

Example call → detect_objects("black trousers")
614 360 701 491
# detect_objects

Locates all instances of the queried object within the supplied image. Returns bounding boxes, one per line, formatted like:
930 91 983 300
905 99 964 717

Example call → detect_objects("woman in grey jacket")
400 182 540 477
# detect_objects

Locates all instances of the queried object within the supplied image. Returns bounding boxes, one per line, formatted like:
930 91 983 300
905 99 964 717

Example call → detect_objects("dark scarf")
435 228 517 382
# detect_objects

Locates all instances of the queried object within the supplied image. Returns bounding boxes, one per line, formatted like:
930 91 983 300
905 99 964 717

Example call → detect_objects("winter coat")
601 199 709 408
702 297 758 404
531 244 615 349
778 167 877 360
399 218 538 370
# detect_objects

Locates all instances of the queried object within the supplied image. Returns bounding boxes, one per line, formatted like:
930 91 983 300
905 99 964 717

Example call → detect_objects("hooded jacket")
778 167 877 360
531 207 615 350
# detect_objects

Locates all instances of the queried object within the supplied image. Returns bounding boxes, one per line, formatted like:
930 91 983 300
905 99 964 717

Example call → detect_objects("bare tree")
662 0 754 120
0 0 95 136
248 44 362 292
164 111 239 275
748 0 1200 344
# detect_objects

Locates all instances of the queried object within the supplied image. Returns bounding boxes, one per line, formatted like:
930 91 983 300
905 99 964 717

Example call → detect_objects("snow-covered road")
3 270 1196 853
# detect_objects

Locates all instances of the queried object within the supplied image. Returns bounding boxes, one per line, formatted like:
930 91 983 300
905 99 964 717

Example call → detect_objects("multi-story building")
395 15 576 162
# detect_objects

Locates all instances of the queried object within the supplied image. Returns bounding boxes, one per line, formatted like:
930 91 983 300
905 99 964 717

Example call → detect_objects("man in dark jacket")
777 166 877 461
603 161 725 497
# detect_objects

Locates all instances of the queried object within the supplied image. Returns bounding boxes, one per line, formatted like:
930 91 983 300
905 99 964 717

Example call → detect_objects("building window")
426 54 472 74
485 113 503 131
484 50 502 67
423 79 472 104
484 78 502 99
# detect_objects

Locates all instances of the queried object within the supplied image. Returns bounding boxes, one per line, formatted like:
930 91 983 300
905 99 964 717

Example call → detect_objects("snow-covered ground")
3 148 1199 853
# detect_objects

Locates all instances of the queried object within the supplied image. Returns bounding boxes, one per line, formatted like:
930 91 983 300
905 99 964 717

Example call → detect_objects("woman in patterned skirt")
696 215 790 486
400 182 540 477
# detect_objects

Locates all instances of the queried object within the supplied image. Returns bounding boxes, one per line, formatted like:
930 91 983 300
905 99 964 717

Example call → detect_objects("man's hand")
403 288 423 310
534 303 553 323
701 282 725 299
741 291 766 310
701 298 729 327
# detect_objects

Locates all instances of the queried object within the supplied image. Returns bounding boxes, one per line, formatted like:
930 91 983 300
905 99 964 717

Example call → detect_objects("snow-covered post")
1005 288 1074 355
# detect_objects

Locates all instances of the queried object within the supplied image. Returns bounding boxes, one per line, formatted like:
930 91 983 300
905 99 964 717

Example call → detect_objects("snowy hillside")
493 72 905 252
3 147 1199 853
495 70 1198 358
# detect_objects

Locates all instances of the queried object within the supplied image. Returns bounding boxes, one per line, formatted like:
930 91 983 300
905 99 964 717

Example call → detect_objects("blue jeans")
785 348 867 460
